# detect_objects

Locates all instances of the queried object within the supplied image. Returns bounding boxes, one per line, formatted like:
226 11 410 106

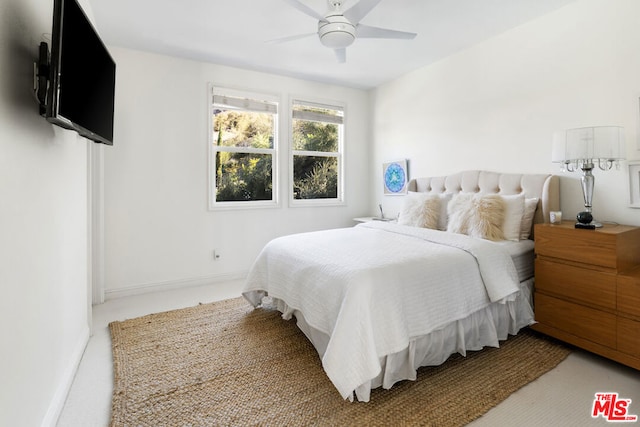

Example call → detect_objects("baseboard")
104 271 248 300
41 325 90 427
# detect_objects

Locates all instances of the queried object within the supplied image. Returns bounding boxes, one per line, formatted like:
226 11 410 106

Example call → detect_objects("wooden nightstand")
532 221 640 370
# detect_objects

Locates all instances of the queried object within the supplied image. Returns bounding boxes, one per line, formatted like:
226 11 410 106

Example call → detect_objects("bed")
243 170 559 402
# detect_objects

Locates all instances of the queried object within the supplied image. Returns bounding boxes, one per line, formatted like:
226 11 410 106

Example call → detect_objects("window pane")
292 118 338 152
213 110 274 149
293 156 338 199
216 152 272 202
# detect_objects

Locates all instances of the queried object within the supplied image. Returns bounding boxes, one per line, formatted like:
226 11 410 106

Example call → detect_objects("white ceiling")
87 0 576 90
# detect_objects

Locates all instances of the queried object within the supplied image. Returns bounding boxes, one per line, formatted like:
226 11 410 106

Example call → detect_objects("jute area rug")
109 297 571 427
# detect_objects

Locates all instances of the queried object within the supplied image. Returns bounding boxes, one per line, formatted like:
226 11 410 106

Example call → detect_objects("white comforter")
243 221 521 401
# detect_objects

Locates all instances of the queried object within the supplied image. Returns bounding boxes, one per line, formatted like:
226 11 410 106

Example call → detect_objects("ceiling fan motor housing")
318 14 356 48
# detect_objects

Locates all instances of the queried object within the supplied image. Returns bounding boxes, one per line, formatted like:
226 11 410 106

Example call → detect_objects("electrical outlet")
212 250 220 261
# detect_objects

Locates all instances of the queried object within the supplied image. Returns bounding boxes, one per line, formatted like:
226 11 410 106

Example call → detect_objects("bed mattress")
493 239 535 281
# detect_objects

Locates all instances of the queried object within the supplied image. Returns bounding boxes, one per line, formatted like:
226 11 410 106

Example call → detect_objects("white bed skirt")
264 278 535 402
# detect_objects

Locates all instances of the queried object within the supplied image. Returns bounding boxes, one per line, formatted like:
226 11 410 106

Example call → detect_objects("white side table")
353 217 396 223
353 216 376 223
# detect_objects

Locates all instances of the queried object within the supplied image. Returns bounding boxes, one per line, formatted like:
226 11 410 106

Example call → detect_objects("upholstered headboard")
407 170 560 233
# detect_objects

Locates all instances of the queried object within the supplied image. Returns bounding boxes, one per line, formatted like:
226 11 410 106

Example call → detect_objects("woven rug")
109 297 571 427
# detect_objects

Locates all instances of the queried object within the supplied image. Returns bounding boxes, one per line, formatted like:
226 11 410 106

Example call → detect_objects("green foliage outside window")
293 156 338 199
215 152 272 201
214 110 274 202
292 119 338 152
292 111 340 200
214 110 273 149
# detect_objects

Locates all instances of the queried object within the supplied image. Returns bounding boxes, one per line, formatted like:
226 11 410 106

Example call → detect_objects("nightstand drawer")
534 222 640 271
535 258 616 310
534 226 617 268
618 317 640 357
618 273 640 318
535 293 616 349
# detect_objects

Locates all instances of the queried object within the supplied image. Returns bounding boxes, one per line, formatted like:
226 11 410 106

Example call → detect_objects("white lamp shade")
593 126 625 160
565 127 593 160
553 126 625 162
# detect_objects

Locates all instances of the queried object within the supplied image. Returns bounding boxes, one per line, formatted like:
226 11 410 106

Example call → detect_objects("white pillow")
447 193 473 235
519 198 539 240
500 194 525 241
398 192 441 229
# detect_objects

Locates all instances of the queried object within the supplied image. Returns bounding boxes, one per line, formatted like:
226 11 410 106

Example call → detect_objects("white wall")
0 0 94 425
372 0 640 226
103 48 371 297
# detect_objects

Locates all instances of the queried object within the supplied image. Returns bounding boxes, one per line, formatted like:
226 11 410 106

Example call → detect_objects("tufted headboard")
407 170 560 235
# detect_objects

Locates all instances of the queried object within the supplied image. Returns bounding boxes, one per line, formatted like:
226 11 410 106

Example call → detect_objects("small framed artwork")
629 161 640 208
382 159 408 195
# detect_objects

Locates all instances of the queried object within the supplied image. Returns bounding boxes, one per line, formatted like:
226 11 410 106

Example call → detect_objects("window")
210 87 278 208
291 100 344 205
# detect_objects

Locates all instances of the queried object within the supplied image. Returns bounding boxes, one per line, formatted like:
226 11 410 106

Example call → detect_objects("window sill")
288 199 346 208
209 200 280 211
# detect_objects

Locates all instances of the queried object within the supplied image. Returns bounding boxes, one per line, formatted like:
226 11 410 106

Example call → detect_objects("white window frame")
289 98 345 207
208 85 279 210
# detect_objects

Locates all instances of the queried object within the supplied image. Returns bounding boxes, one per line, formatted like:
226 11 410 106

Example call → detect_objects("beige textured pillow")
467 195 506 241
398 192 441 229
447 193 506 241
447 193 474 234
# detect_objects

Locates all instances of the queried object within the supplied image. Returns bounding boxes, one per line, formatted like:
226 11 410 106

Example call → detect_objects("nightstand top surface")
536 221 639 235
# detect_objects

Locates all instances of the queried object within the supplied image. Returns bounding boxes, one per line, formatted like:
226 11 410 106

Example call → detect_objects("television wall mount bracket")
33 41 50 116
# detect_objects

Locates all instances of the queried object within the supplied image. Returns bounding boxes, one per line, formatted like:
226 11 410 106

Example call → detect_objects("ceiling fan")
272 0 417 63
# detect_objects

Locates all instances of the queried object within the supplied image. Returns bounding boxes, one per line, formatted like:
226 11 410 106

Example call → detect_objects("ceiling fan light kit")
318 15 356 48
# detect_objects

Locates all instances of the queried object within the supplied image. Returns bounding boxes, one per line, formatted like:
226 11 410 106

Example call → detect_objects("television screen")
46 0 116 145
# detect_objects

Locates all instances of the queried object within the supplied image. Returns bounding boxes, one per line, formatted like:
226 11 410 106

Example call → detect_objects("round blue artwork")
384 163 406 193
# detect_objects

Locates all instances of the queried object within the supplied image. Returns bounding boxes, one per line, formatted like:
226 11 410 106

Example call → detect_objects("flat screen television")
43 0 116 145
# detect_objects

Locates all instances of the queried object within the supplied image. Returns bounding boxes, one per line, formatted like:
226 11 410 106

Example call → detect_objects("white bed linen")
272 278 534 402
243 222 528 401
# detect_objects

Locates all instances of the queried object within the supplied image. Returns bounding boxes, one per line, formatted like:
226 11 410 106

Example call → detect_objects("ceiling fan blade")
356 24 417 40
334 48 346 63
343 0 383 24
266 32 316 44
283 0 327 23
